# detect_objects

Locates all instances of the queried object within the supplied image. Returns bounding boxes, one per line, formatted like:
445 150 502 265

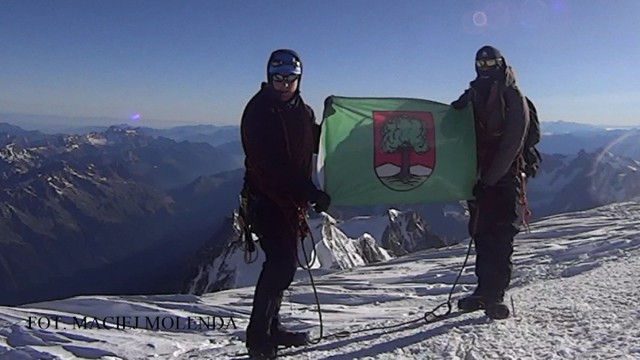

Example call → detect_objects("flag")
318 96 477 206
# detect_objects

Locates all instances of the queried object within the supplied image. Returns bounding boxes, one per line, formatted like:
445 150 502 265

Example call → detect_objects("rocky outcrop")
382 209 447 256
184 209 446 295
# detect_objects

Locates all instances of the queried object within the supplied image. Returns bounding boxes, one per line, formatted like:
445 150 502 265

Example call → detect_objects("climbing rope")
295 213 477 345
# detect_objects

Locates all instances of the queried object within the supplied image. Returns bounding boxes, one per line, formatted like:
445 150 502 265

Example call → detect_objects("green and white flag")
318 96 477 206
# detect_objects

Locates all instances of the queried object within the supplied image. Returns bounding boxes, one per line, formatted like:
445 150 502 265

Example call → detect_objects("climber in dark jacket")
451 45 530 320
240 48 330 359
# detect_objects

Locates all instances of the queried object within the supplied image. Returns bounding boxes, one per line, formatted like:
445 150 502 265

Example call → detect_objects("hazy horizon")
2 111 637 134
0 111 219 131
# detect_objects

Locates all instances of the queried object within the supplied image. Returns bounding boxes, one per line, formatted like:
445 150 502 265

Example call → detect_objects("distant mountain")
1 124 242 190
0 122 34 136
4 122 245 172
540 120 604 134
0 123 51 144
0 113 136 133
0 111 241 142
0 157 175 304
103 124 242 148
538 128 640 159
215 140 244 164
138 125 240 147
0 125 244 305
528 149 640 218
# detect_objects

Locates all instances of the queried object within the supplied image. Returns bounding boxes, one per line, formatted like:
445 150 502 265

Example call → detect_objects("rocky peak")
184 208 446 295
382 209 447 256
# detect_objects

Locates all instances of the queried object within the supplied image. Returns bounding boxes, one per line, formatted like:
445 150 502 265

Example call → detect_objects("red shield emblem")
373 111 436 191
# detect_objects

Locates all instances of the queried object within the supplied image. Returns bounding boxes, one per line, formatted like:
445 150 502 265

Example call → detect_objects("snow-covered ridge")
0 144 33 163
0 134 97 175
87 133 107 146
0 144 42 174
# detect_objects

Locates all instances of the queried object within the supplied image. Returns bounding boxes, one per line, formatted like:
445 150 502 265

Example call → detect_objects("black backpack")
521 97 542 178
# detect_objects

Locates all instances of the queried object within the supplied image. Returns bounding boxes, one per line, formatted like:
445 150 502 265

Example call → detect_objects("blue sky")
0 0 638 127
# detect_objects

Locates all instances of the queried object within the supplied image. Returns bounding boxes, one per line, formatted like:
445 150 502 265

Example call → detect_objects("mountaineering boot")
484 301 510 320
271 314 309 347
457 294 485 312
246 336 277 360
272 327 310 347
246 332 278 359
246 325 277 359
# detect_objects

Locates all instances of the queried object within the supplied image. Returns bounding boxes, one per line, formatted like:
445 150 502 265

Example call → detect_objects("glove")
312 190 331 213
451 99 467 110
472 180 489 199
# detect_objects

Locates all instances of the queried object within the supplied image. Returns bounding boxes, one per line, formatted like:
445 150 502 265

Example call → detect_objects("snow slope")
1 202 639 359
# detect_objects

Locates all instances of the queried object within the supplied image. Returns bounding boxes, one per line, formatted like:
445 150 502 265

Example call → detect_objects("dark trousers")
246 199 299 345
467 175 521 303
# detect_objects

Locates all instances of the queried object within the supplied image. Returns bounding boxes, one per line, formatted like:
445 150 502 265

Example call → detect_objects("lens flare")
591 131 637 203
131 114 141 121
473 11 488 27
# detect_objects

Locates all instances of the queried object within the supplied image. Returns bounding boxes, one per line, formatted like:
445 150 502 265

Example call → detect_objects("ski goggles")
270 58 301 69
475 58 502 68
271 73 299 83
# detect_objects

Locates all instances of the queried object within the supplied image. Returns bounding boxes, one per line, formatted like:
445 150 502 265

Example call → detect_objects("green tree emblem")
381 115 430 185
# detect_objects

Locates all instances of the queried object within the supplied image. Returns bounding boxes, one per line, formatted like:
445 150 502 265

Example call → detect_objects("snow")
46 174 75 196
0 144 35 164
185 212 394 294
86 134 107 146
1 201 640 359
65 144 79 151
64 166 93 182
309 216 393 269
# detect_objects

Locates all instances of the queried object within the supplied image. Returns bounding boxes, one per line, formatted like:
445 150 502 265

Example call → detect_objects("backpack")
521 97 542 178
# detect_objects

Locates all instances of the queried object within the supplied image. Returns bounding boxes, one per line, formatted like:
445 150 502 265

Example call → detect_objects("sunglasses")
272 73 299 83
475 58 502 67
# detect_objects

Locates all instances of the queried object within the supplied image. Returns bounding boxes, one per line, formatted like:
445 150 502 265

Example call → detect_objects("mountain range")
528 149 640 218
2 120 640 307
0 124 244 305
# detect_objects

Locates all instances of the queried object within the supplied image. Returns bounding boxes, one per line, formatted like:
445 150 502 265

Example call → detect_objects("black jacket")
241 83 321 206
452 65 529 186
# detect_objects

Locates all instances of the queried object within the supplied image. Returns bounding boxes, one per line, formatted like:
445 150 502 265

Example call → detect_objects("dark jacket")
452 65 529 186
241 83 321 207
